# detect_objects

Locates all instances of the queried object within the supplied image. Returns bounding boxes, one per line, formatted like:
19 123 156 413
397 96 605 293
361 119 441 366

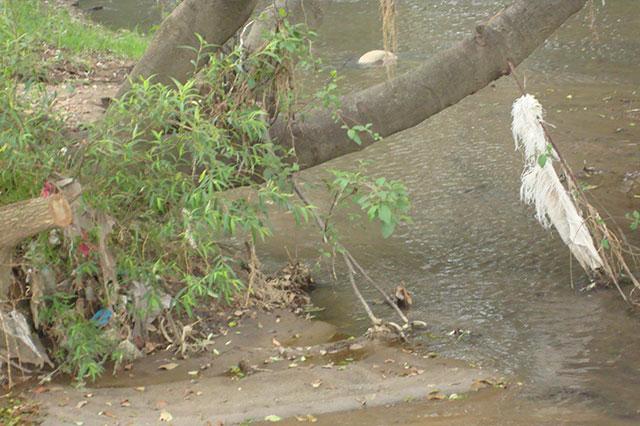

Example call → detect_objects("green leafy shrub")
39 294 118 382
0 8 410 382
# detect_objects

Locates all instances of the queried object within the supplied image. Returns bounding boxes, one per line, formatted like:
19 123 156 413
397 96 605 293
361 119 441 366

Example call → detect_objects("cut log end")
0 194 73 249
0 194 74 299
49 194 73 227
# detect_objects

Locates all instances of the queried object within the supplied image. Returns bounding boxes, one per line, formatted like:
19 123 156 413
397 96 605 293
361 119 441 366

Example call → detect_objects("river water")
87 0 640 422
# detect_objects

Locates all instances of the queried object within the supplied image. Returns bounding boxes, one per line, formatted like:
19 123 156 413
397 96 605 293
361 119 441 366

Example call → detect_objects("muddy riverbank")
33 310 502 425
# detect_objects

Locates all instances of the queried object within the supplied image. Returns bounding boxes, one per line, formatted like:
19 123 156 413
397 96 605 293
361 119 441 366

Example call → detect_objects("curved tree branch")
116 0 258 98
271 0 588 169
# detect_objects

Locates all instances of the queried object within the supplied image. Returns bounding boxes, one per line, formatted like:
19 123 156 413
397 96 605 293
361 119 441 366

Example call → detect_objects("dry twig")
291 176 424 336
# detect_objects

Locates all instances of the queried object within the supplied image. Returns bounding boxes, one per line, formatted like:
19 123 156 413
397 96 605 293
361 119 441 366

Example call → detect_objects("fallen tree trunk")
116 0 258 98
0 194 72 299
270 0 589 169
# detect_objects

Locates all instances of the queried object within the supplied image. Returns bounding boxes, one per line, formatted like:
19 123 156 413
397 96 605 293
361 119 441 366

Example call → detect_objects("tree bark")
271 0 588 169
116 0 258 98
244 0 329 52
0 194 72 299
116 0 588 173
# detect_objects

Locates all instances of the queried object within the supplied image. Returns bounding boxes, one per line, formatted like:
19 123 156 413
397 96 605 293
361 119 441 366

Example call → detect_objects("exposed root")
379 0 398 78
380 0 398 54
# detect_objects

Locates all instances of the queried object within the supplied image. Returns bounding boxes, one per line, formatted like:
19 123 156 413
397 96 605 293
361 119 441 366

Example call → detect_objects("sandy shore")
34 310 500 425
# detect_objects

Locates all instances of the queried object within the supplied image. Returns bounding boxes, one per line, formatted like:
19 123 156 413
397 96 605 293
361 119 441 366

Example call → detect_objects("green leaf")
381 222 395 239
347 128 362 145
278 7 287 17
378 204 392 224
366 205 378 220
601 238 610 250
627 210 640 231
537 154 547 168
265 414 282 422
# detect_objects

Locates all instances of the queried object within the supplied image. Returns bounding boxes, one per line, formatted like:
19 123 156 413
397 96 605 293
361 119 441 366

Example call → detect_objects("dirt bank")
32 310 499 425
48 56 131 126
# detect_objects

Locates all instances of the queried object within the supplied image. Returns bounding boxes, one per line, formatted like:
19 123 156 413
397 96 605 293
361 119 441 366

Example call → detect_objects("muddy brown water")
87 0 640 423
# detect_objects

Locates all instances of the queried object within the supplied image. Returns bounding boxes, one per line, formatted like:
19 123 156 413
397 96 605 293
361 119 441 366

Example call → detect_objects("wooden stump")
0 194 72 300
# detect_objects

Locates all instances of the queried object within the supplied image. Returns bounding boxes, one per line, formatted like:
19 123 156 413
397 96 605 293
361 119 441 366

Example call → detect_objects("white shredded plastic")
512 94 603 272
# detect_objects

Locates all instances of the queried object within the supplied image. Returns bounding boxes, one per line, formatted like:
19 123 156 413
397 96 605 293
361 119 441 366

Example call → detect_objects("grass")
0 0 149 60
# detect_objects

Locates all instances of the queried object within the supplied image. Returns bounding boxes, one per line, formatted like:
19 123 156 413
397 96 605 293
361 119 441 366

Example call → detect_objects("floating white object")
357 50 397 67
512 94 604 273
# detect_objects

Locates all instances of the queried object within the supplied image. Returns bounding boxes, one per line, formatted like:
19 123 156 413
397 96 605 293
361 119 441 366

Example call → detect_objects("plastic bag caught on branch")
512 94 604 274
0 309 53 368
